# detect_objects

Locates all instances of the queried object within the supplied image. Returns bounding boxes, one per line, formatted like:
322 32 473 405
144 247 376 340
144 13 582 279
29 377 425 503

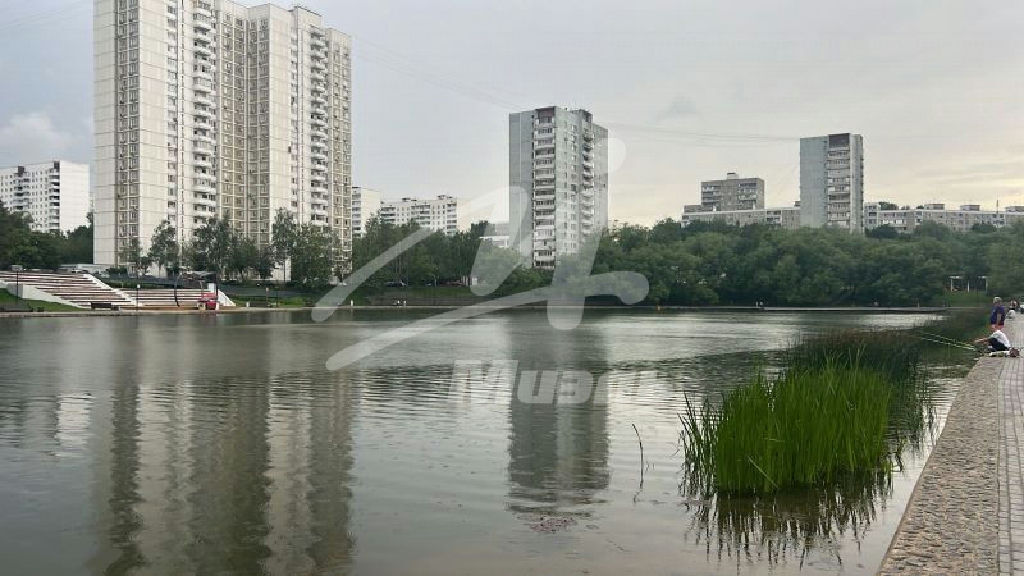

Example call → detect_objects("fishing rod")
912 334 976 351
917 331 975 347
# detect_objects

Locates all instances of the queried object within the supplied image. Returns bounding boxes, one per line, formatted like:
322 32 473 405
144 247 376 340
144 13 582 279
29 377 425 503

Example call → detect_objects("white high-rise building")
351 186 382 237
377 195 459 235
94 0 352 272
509 107 608 269
0 161 91 233
800 133 864 232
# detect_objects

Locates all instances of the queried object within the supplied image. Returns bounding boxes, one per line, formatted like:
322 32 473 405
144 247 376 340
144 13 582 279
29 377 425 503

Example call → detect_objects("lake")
0 309 961 575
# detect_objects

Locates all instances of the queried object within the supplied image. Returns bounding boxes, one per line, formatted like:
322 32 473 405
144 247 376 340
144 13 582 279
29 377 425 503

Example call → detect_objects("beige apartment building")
94 0 352 273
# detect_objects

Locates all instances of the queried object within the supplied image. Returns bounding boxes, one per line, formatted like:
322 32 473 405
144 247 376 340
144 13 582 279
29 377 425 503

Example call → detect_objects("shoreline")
0 304 963 319
877 320 1024 574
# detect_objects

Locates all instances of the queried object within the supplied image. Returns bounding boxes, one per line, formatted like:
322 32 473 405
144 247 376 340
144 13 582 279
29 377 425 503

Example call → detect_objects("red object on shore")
198 292 218 311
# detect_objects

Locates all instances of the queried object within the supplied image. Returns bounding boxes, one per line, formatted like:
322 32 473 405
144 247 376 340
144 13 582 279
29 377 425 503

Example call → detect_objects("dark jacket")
991 304 1007 326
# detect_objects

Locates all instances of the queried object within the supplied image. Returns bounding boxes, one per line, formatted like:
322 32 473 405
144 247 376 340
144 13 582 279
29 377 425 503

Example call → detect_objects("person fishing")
973 327 1015 354
990 297 1007 330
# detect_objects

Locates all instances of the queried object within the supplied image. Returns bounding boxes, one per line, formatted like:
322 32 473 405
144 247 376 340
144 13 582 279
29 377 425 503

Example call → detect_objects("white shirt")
991 330 1012 348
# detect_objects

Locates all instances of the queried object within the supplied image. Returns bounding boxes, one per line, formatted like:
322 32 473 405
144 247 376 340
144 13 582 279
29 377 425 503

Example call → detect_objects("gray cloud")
655 96 698 122
0 112 74 165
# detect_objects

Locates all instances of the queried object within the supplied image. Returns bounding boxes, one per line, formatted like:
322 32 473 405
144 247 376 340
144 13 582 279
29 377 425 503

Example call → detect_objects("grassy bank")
0 290 80 312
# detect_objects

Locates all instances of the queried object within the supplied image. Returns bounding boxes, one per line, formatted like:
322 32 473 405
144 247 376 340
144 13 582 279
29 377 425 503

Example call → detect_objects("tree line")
0 201 92 269
128 210 346 287
352 218 1024 306
3 197 1022 305
591 219 1023 306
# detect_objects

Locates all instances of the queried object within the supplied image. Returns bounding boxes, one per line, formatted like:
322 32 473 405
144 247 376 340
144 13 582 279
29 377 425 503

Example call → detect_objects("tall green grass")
786 330 922 382
683 365 891 495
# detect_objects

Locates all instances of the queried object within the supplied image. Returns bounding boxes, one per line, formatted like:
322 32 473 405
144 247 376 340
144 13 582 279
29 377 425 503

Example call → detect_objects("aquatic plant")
682 365 891 495
786 330 922 382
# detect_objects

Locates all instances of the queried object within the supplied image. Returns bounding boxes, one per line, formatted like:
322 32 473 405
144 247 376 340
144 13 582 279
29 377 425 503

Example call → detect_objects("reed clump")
683 365 891 495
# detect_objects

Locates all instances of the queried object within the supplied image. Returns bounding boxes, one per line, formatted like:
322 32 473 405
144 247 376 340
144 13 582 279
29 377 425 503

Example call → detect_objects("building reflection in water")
65 315 360 575
505 320 610 522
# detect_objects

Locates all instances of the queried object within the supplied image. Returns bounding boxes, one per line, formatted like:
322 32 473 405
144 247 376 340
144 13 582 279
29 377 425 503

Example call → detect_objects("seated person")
975 328 1013 352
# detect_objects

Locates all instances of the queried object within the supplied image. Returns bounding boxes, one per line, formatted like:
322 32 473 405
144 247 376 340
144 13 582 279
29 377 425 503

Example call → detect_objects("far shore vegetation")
2 199 1022 307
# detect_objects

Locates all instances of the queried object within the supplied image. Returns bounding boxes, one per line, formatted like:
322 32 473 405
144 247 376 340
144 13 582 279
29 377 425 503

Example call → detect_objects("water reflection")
0 311 959 575
686 474 891 569
506 324 610 524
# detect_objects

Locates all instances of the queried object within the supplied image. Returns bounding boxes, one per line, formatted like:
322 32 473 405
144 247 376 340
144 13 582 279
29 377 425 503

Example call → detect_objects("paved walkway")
878 320 1024 575
999 321 1024 575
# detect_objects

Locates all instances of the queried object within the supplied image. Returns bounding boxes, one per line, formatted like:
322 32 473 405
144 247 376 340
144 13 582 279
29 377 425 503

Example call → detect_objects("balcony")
192 155 212 168
193 140 214 154
194 181 216 194
194 44 212 58
533 193 555 202
310 116 327 128
534 139 555 151
534 253 555 263
311 150 328 161
193 16 212 32
311 59 326 72
194 195 217 208
194 68 213 82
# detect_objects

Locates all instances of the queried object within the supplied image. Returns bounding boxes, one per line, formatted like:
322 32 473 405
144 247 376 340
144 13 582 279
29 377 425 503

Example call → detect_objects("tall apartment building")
0 161 91 233
699 172 764 212
800 133 864 232
351 186 382 237
509 107 608 268
94 0 352 272
377 195 459 235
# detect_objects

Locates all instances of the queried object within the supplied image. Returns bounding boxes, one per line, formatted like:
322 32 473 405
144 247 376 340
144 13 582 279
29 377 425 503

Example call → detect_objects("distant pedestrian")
990 297 1007 330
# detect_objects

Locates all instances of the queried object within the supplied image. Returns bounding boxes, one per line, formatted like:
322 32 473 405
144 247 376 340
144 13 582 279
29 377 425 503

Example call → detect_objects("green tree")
149 220 179 274
290 224 337 287
188 218 234 278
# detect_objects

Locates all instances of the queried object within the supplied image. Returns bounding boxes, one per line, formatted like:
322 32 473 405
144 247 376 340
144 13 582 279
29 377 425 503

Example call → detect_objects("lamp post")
135 284 140 314
11 265 23 301
265 286 269 308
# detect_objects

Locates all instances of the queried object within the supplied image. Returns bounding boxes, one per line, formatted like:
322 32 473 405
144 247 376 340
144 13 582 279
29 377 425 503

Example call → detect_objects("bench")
91 302 120 311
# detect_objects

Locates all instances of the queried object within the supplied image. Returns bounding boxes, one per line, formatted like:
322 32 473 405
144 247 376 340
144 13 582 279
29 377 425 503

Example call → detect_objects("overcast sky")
0 0 1021 224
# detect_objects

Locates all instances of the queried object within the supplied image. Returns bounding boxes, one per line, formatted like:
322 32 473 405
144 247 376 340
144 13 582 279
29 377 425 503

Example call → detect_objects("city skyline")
0 0 1022 226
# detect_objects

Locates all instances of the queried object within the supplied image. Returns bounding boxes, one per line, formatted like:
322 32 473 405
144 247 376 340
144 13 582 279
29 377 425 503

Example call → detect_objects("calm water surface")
0 310 959 575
